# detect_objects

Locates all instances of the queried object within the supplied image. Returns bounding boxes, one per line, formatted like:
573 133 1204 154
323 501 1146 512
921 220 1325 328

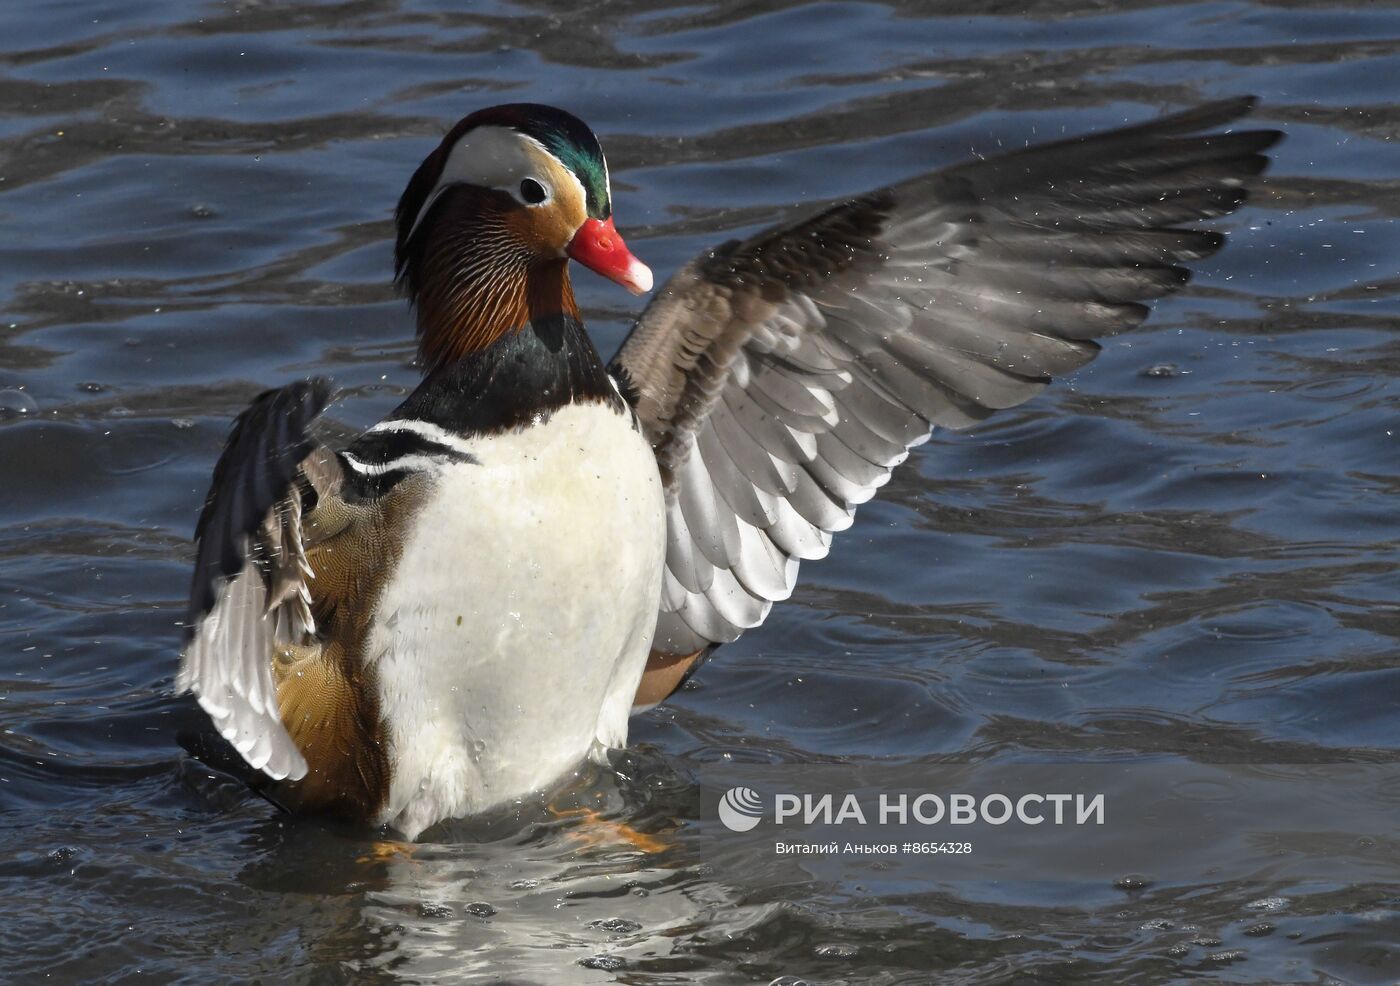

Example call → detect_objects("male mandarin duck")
178 99 1279 839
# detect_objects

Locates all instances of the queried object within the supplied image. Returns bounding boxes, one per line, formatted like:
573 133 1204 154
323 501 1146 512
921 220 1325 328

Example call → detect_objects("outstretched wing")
176 378 339 781
611 97 1282 656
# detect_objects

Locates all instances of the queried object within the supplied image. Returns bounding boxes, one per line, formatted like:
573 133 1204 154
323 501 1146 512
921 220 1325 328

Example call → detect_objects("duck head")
394 103 651 367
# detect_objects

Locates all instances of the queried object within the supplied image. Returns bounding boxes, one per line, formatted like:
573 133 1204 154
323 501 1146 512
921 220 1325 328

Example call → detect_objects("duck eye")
519 178 548 205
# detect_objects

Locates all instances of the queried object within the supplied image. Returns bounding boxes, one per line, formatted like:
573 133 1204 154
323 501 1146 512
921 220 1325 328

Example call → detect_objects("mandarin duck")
177 99 1280 839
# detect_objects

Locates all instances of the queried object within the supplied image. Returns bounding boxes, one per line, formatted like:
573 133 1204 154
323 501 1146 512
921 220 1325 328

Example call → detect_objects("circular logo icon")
718 786 765 832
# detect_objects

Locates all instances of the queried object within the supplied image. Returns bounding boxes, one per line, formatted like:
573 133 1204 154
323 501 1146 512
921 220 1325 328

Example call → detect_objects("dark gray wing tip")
1127 95 1285 180
185 377 336 639
1106 95 1277 139
1152 95 1258 130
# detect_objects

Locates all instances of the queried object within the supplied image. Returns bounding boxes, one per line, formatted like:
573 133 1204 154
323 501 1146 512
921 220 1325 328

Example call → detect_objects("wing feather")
176 378 337 782
612 97 1282 654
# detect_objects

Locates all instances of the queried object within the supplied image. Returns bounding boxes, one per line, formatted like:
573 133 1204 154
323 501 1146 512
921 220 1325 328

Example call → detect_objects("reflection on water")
2 0 1399 982
226 755 716 983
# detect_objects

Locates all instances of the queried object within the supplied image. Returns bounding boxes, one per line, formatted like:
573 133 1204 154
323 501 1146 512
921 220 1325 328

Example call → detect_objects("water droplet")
588 917 641 934
815 943 858 958
188 203 218 219
46 846 80 867
171 418 195 430
1140 362 1180 379
0 389 37 419
463 901 496 918
417 902 453 918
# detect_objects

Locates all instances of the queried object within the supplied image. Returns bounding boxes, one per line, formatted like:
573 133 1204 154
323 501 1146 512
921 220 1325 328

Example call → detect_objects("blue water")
1 0 1398 982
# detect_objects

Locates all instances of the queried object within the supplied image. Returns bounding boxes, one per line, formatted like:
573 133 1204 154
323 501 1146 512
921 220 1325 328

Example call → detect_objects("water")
2 0 1398 982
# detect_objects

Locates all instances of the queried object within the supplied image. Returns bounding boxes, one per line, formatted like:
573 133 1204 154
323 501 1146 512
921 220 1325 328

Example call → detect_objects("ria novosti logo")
718 786 765 832
716 787 1106 831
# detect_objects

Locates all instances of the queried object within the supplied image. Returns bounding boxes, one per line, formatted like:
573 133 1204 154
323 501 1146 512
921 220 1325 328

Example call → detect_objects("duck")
177 98 1280 840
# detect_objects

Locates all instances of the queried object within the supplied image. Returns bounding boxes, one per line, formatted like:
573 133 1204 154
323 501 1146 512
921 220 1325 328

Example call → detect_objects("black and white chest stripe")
608 368 643 432
340 420 479 497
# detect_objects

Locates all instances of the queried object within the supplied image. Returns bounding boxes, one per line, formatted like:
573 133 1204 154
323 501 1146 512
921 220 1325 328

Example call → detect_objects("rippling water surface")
2 1 1399 982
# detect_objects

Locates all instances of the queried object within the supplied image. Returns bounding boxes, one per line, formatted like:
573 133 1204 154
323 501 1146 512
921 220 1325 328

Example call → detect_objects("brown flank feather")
270 473 435 820
632 647 707 709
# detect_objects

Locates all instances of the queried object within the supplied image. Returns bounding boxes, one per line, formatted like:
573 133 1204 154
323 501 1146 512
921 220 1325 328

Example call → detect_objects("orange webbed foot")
356 837 419 865
549 803 672 855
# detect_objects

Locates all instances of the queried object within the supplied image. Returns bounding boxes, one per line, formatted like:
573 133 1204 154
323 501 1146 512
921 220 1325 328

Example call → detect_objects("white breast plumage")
361 400 665 839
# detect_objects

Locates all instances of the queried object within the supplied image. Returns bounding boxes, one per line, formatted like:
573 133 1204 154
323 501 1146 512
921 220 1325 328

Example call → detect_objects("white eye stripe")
406 125 592 241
